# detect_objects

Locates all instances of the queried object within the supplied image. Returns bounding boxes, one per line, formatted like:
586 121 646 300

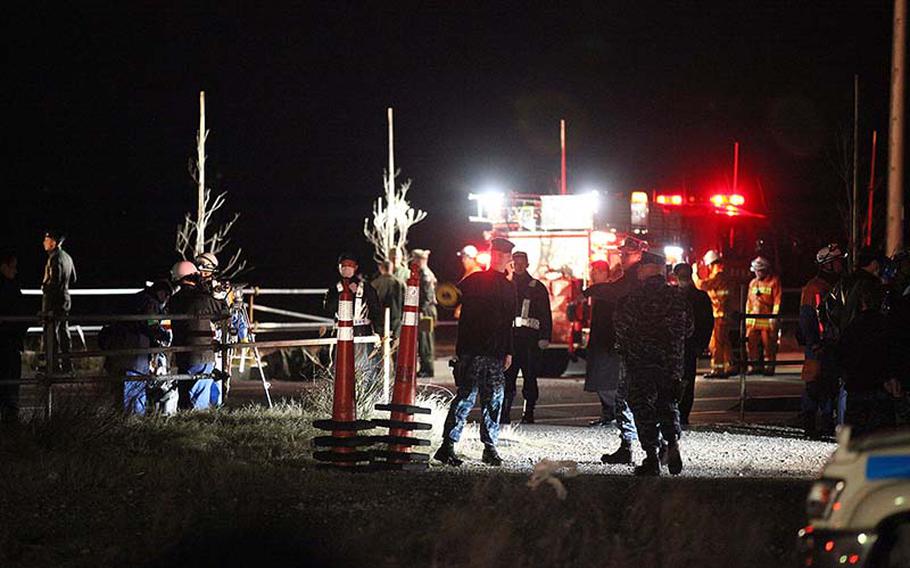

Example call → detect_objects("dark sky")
3 1 900 290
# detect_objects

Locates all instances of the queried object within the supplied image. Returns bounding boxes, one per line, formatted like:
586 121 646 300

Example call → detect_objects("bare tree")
827 123 856 241
175 91 248 278
363 108 427 263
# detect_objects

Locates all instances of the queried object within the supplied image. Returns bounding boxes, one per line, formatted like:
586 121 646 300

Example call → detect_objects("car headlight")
806 478 845 519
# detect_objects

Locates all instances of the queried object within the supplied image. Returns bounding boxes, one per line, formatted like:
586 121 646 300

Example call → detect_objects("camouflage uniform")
442 355 506 446
615 275 693 455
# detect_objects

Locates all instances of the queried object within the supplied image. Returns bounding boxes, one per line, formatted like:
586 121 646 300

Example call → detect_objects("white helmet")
170 260 199 281
195 252 219 273
702 249 721 265
750 256 771 272
458 245 478 259
816 243 845 265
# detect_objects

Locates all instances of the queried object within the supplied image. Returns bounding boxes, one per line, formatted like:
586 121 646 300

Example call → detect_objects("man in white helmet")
693 250 735 378
798 243 845 437
745 256 782 375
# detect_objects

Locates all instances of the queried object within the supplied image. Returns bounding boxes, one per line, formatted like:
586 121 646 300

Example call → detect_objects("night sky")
4 2 901 291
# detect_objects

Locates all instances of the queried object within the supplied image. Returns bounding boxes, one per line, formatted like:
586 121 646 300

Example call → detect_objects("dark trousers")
0 348 21 423
801 380 835 436
45 315 72 371
678 347 698 425
627 368 681 455
501 337 540 423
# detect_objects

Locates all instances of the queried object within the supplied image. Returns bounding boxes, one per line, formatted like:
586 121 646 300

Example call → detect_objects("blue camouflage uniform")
615 274 693 456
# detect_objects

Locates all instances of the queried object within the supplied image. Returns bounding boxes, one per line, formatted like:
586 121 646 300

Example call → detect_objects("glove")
537 339 550 350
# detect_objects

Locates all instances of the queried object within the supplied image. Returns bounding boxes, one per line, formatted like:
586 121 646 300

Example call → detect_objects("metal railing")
0 310 384 418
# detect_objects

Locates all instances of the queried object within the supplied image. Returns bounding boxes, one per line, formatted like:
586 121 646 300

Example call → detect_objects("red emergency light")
655 194 683 206
710 193 746 207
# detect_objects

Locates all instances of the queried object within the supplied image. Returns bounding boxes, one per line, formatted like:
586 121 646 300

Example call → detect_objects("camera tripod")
225 286 273 408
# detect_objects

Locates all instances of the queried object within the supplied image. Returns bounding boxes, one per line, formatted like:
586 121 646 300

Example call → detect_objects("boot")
433 440 463 467
601 442 633 465
482 446 503 466
634 453 661 476
666 441 683 475
589 417 612 427
520 402 535 424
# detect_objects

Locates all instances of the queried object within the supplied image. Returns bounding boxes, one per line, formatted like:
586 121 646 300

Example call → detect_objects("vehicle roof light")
656 194 683 206
729 194 745 206
631 191 649 204
710 194 727 207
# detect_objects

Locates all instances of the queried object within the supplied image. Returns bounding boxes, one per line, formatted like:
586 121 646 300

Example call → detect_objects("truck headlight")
806 478 845 519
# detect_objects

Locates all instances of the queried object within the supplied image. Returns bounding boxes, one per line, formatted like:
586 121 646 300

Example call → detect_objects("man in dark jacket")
599 238 645 465
583 261 622 425
616 252 693 476
435 238 516 467
412 249 438 378
101 282 172 414
837 285 897 438
324 253 382 380
0 250 28 422
371 260 405 338
502 250 551 425
673 263 714 425
169 269 228 410
41 230 76 372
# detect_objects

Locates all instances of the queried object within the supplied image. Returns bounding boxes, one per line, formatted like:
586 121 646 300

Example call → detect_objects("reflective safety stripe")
405 285 419 307
337 327 354 341
338 300 354 322
353 319 371 327
403 311 418 326
514 316 540 330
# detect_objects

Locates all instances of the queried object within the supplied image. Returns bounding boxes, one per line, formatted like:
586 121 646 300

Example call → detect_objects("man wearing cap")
41 230 76 372
694 250 735 378
616 252 692 476
458 245 483 279
745 256 782 375
599 237 646 464
411 249 438 378
672 263 714 426
371 260 405 338
324 253 382 379
435 237 516 467
502 250 551 425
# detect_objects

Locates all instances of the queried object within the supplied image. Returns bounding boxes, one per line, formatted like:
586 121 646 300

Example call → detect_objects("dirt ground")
0 403 814 568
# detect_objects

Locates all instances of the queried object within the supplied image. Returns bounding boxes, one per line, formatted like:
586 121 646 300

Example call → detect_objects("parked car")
798 426 910 567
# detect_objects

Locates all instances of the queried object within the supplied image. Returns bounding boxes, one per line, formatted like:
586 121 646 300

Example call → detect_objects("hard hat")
171 260 199 281
458 245 478 259
750 256 771 272
815 243 845 265
703 250 720 265
619 237 648 253
195 252 219 272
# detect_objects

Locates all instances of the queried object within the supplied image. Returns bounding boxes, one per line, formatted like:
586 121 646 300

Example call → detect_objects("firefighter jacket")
799 275 832 360
746 275 782 332
42 247 76 314
324 276 382 336
696 268 735 320
419 266 438 320
511 271 552 342
101 288 170 375
168 284 228 369
455 269 516 358
615 275 693 382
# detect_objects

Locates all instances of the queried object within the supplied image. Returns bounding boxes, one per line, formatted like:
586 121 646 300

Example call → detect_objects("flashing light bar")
655 194 684 206
710 193 745 207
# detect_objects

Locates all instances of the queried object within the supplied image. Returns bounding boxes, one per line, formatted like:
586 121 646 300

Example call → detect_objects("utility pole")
732 141 740 193
852 75 860 265
195 91 207 256
387 107 395 257
560 119 567 195
865 131 878 247
887 0 907 256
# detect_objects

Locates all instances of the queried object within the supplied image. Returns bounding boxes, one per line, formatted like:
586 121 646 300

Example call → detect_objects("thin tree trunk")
196 91 207 256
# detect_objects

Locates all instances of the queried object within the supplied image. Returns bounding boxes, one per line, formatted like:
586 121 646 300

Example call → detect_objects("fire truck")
459 188 766 376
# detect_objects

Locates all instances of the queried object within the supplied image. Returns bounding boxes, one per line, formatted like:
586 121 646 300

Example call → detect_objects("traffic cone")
371 262 432 470
313 278 375 468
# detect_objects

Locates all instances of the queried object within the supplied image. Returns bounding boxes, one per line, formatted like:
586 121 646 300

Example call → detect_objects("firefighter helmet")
170 260 199 281
195 252 219 273
750 256 771 272
703 249 721 265
815 243 845 265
